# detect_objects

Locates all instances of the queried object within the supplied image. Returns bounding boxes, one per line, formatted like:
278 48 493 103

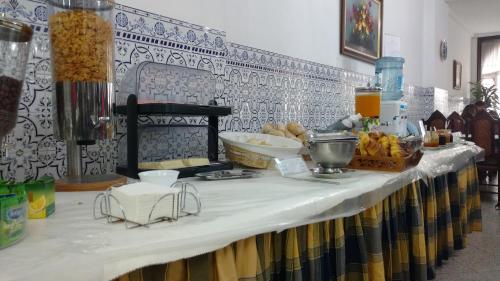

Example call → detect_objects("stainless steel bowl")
307 131 358 173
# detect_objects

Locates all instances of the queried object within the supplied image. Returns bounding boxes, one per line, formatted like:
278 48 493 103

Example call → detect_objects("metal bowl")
307 131 358 173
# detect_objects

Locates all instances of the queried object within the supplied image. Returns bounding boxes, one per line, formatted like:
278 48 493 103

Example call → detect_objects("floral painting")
341 0 383 64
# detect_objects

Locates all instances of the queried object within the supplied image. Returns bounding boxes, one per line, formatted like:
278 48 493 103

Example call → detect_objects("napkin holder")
93 181 201 229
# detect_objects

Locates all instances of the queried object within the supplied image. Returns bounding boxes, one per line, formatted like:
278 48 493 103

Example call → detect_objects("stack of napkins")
109 182 180 225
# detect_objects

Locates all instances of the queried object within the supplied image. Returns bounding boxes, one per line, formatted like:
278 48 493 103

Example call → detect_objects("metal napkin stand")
93 181 201 229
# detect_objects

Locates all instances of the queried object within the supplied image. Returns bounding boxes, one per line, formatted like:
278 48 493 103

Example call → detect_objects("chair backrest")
447 111 465 133
424 110 447 130
461 104 478 121
470 110 498 157
488 110 499 120
474 101 488 111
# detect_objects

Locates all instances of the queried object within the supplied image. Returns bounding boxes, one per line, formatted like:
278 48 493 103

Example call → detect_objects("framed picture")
341 0 383 64
453 60 462 90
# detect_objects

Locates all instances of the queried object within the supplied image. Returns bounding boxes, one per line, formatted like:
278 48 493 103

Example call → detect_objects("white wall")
119 0 375 76
422 0 437 88
421 0 472 98
430 0 449 91
384 0 423 86
447 13 472 97
118 0 471 91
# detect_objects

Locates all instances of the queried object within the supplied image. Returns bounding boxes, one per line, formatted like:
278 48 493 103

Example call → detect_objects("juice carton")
25 176 55 219
0 183 28 249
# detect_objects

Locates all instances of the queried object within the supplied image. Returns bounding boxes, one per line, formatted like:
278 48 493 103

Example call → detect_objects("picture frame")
340 0 383 64
453 60 462 90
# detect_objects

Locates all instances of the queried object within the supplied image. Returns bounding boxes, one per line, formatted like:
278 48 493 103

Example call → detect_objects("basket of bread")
260 122 308 145
347 131 423 172
219 132 303 169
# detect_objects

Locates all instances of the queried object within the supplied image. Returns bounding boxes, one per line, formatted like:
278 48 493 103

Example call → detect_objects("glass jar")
437 129 452 144
355 87 381 118
47 0 115 141
0 17 33 142
424 131 439 147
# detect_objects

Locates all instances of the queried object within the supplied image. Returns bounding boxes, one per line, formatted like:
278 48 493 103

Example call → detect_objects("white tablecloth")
0 144 483 281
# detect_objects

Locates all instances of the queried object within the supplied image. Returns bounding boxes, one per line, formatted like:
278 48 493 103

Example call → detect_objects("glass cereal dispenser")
0 16 33 147
48 0 123 188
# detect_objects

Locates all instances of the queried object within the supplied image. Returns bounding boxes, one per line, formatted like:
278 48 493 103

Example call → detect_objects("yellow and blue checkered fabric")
117 162 481 281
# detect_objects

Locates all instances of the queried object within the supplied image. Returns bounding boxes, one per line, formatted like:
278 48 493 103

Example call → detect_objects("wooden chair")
470 110 500 209
474 101 488 112
447 111 465 133
488 110 499 120
462 104 478 120
423 110 447 130
462 104 478 140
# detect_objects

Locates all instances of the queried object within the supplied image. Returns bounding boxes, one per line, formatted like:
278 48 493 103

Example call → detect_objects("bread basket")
219 132 303 169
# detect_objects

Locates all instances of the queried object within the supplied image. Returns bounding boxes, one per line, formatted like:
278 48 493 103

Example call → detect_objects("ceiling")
446 0 500 35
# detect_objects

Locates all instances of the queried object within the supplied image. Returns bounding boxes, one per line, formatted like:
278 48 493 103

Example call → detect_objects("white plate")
423 143 456 150
219 132 303 158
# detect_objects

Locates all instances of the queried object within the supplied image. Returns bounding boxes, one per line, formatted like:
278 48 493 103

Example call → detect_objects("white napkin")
109 182 180 225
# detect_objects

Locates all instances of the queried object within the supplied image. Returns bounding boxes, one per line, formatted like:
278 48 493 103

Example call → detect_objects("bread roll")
284 129 296 139
284 131 302 143
297 133 308 145
262 123 275 134
266 129 285 137
276 123 287 132
287 122 306 136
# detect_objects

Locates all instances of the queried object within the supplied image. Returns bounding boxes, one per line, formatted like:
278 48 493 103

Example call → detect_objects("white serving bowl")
138 170 180 187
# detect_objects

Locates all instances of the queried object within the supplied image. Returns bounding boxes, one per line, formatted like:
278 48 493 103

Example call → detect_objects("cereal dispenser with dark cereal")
0 16 33 149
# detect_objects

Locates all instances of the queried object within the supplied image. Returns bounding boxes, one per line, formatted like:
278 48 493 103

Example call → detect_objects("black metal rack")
115 94 233 179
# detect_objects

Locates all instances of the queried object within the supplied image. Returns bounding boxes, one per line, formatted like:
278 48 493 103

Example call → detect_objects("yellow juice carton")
25 176 55 219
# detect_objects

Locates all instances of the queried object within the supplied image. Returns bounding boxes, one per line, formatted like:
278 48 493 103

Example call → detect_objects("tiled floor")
435 189 500 281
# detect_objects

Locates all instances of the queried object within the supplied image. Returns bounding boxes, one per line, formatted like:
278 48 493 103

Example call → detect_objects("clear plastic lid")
355 87 381 95
0 17 33 42
118 62 216 106
47 0 114 11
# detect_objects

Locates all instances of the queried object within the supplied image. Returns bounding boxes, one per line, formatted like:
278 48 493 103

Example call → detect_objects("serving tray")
195 170 260 180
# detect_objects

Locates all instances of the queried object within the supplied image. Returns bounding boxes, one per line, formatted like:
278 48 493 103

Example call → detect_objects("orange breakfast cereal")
49 10 113 82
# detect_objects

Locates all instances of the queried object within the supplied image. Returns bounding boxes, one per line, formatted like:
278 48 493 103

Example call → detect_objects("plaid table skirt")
116 161 481 281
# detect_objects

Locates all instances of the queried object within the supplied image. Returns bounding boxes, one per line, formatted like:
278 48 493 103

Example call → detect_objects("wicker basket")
223 143 273 169
347 150 423 172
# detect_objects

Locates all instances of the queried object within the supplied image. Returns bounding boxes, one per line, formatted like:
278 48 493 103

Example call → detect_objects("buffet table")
0 144 483 281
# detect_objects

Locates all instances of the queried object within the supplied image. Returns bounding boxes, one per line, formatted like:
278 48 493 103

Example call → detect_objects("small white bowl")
138 170 180 187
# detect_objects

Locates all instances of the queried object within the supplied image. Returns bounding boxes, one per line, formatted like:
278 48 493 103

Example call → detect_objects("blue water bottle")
375 57 405 100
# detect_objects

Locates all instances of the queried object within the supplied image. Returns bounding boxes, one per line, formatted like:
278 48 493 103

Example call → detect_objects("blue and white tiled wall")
0 0 455 181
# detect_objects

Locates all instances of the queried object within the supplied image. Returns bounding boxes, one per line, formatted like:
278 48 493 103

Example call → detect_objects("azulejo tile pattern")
403 86 436 125
0 0 460 181
221 43 372 133
0 0 227 179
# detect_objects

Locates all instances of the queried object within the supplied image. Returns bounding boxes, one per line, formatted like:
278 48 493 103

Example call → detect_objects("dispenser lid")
355 86 381 93
0 16 33 43
47 0 114 11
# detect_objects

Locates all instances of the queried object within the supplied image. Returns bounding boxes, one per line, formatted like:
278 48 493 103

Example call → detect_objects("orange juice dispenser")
355 87 381 118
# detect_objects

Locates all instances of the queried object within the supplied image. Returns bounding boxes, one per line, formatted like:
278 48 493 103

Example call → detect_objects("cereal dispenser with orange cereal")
48 0 126 190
